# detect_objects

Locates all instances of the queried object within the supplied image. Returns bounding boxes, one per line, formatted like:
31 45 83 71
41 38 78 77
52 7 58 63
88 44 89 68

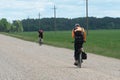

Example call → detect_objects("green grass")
86 30 120 59
2 32 38 42
1 30 120 59
44 31 74 49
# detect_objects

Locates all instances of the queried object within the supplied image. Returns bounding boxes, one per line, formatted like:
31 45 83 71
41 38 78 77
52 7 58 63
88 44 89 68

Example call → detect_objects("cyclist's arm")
83 29 86 42
72 30 75 38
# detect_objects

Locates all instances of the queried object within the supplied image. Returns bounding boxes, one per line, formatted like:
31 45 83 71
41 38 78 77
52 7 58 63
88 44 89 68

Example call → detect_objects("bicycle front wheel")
78 53 82 68
39 38 42 45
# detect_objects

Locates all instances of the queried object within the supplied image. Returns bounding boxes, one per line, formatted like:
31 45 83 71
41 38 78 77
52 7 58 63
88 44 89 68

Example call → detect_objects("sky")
0 0 120 22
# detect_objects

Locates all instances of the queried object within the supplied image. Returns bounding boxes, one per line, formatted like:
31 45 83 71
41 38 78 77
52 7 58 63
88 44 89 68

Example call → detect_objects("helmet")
75 23 80 27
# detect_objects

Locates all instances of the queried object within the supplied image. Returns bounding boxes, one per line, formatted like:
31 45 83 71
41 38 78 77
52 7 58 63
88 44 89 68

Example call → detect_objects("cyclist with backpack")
38 29 44 45
72 24 86 66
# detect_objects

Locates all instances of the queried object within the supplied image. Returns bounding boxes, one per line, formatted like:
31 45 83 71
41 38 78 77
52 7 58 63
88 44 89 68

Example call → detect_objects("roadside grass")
1 30 120 59
2 32 38 42
86 30 120 59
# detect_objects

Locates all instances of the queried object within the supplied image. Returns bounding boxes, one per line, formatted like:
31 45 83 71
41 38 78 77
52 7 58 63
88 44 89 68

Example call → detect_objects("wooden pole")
86 0 89 35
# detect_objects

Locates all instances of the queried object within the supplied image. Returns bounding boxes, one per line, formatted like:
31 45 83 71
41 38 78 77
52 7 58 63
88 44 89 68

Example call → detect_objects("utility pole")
53 5 57 31
38 12 41 29
27 16 30 31
38 12 41 19
86 0 89 35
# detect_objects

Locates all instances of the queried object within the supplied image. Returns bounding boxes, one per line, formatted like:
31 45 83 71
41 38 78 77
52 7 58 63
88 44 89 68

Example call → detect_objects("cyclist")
72 23 86 66
38 29 44 43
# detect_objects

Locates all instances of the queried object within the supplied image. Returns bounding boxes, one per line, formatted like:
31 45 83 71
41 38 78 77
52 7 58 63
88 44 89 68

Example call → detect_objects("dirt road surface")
0 34 120 80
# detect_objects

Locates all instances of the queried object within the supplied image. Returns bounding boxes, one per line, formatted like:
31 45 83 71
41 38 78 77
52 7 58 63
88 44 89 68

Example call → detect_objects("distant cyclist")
72 23 86 66
38 29 44 45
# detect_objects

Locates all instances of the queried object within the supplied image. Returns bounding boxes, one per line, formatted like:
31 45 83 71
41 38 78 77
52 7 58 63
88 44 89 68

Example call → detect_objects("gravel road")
0 34 120 80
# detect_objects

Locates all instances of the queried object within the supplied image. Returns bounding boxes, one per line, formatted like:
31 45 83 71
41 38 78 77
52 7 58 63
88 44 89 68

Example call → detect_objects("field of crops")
2 30 120 59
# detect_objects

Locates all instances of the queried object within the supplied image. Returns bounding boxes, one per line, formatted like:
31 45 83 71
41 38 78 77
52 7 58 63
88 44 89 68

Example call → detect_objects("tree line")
0 18 23 32
0 17 120 32
22 17 120 31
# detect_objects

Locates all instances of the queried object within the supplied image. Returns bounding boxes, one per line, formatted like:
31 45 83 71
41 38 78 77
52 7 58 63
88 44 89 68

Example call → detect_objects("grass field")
2 30 120 59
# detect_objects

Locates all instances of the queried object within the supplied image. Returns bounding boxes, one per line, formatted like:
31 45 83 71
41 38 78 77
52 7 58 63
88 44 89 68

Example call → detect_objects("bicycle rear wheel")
78 52 82 68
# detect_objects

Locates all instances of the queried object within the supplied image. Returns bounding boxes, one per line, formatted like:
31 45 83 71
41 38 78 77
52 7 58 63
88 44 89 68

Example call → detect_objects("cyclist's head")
39 29 43 33
75 23 80 27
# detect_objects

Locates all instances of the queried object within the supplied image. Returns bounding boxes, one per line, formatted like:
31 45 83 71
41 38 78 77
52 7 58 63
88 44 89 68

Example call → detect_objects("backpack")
74 30 84 43
82 51 87 59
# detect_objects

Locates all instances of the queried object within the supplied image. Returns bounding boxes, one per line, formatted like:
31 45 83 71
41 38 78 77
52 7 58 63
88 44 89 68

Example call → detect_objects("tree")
0 20 4 31
11 25 17 32
0 18 11 32
13 20 24 32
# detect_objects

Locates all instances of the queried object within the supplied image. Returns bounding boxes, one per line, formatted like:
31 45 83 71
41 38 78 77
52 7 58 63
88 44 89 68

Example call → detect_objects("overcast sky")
0 0 120 22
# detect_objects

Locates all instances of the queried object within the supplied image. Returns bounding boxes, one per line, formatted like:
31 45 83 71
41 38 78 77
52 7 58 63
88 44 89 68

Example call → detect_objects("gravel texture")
0 34 120 80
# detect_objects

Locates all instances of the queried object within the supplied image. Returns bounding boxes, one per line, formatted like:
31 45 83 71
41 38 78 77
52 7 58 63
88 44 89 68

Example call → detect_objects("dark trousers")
39 33 43 39
74 42 83 61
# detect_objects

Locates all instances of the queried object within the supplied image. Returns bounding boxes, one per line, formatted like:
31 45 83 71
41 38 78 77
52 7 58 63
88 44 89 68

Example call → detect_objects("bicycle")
39 37 43 46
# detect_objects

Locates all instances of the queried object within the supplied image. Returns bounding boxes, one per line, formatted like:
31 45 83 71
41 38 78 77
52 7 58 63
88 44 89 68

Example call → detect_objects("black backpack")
74 30 84 43
82 51 87 59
